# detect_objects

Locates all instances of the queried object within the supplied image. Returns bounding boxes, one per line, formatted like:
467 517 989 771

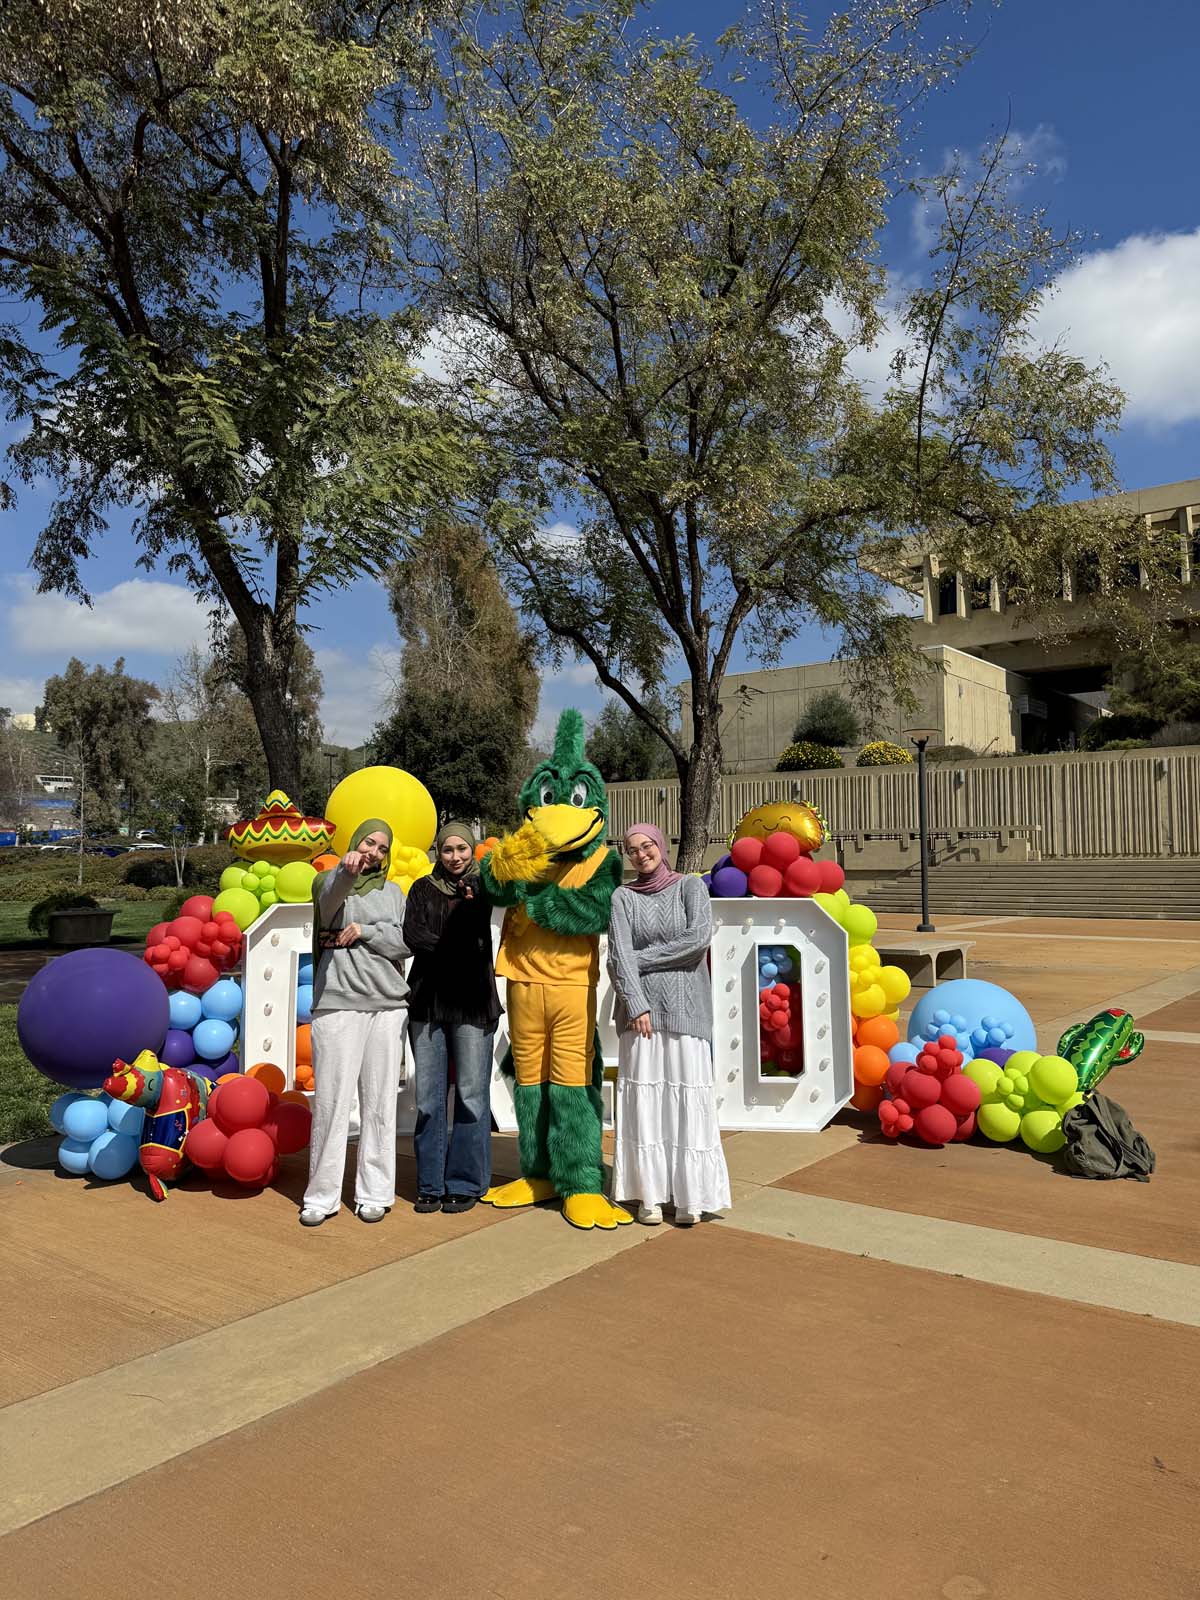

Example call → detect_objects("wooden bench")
872 937 975 988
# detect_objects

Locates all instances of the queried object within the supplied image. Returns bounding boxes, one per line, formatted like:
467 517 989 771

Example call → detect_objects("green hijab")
312 818 393 964
429 820 481 897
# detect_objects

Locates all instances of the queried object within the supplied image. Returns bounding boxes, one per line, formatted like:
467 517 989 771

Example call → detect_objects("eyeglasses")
625 843 658 859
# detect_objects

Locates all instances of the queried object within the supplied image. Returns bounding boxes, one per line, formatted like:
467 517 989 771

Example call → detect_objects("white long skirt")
612 1030 731 1216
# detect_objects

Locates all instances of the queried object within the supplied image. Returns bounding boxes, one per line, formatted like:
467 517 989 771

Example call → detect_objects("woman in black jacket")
403 822 501 1213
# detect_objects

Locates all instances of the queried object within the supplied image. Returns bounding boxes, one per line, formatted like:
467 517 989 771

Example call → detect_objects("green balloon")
843 904 878 943
259 890 278 908
1020 1108 1066 1154
275 860 318 904
1030 1054 1077 1107
212 886 261 931
241 871 260 892
964 1059 1001 1094
978 1101 1021 1143
220 864 246 893
252 859 273 878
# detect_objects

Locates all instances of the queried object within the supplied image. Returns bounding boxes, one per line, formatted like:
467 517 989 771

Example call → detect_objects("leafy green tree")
793 691 860 750
0 0 469 799
1108 637 1200 730
413 0 1131 868
375 518 538 822
586 699 677 783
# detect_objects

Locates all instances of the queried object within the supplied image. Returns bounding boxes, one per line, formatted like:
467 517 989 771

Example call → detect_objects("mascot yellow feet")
562 1193 634 1231
480 1176 557 1208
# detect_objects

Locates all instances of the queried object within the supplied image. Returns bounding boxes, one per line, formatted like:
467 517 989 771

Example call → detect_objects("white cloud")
824 277 916 395
912 124 1067 253
0 675 44 716
3 576 211 656
1033 227 1200 427
412 314 503 387
314 643 400 746
538 520 582 551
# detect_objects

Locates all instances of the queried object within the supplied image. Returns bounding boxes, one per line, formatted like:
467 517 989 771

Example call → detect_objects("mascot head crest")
520 709 608 857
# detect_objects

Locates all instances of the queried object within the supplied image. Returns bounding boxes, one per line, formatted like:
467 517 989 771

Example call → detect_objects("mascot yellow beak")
529 804 606 855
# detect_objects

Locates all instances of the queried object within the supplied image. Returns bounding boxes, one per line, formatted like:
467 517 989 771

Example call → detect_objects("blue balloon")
296 983 313 1025
907 980 1037 1055
200 979 243 1023
775 955 793 977
192 1018 236 1061
168 990 203 1031
107 1097 145 1138
760 962 778 982
58 1136 92 1175
888 1041 921 1067
62 1096 111 1144
297 954 314 980
87 1129 139 1180
50 1091 87 1135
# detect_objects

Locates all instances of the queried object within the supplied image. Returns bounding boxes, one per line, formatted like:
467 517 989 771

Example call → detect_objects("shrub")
0 873 74 904
856 740 914 767
1080 713 1157 751
1150 721 1200 748
775 740 843 772
792 690 860 749
925 743 977 764
105 883 150 903
1098 737 1150 751
27 892 100 936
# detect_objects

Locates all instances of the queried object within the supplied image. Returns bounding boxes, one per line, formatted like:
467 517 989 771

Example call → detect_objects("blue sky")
2 0 1198 744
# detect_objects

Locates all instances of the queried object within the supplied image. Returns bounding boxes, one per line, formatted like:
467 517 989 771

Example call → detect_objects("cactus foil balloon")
1057 1008 1144 1096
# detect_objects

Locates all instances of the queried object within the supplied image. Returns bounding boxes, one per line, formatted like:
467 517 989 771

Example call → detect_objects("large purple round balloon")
160 1029 197 1068
190 1050 239 1084
976 1047 1015 1067
17 949 170 1090
710 864 749 898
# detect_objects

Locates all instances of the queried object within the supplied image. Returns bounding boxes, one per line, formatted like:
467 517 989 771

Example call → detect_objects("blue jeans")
411 1020 496 1197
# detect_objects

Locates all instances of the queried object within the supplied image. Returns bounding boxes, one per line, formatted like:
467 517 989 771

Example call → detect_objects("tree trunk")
240 616 303 800
676 706 723 873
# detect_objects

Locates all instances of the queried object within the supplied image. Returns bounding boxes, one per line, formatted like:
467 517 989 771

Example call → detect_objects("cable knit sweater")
606 875 713 1041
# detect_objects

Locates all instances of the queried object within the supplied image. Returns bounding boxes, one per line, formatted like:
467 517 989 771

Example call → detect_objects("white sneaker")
299 1207 333 1227
356 1203 387 1224
674 1211 698 1227
637 1203 663 1226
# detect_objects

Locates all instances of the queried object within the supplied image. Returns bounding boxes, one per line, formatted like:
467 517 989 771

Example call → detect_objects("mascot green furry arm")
479 709 631 1232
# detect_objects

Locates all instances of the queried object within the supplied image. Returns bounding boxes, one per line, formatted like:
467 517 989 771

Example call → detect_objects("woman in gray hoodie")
300 818 410 1227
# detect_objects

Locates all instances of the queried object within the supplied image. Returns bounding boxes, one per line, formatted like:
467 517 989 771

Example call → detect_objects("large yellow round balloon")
325 767 437 869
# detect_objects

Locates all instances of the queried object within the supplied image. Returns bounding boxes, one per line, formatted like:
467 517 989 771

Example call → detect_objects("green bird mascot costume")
480 710 632 1231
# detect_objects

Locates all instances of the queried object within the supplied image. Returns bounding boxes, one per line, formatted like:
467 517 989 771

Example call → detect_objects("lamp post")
903 725 940 933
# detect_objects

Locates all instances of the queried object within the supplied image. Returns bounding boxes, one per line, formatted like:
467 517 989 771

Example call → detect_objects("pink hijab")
622 821 682 894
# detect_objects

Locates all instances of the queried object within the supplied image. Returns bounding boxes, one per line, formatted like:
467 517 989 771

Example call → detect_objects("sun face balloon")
732 801 825 856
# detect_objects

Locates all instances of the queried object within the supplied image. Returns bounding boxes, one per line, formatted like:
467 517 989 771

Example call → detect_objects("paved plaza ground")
2 912 1199 1598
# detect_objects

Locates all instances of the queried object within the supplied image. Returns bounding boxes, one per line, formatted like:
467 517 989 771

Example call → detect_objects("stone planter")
47 908 117 947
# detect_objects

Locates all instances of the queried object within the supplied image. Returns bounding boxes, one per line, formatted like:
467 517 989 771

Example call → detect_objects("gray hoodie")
311 865 410 1014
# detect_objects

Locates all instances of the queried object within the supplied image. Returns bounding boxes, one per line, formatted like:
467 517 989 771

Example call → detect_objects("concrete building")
684 476 1200 770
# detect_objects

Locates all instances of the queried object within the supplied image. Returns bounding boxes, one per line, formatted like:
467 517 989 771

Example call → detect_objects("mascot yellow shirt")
496 850 609 986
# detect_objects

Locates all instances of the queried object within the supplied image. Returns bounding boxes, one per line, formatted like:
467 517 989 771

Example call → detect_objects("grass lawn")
0 1003 60 1143
0 899 175 950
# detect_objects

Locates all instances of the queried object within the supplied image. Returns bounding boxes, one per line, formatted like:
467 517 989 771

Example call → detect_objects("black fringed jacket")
401 874 502 1028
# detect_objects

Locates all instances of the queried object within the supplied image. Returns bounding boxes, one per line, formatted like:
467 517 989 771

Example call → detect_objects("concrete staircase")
852 859 1200 921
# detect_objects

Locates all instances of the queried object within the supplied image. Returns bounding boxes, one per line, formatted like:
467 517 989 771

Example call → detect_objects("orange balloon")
248 1061 285 1095
216 1072 241 1085
295 1024 312 1067
857 1015 900 1052
280 1089 310 1106
850 1081 884 1113
311 853 339 872
853 1044 891 1087
294 1064 314 1090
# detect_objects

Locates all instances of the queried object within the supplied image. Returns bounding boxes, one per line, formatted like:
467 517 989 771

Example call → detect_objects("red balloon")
914 1104 958 1145
210 1075 270 1134
747 863 784 898
901 1070 941 1110
952 1111 977 1141
167 947 189 973
168 916 205 947
884 1060 908 1097
182 954 219 996
146 922 171 948
223 1127 276 1186
730 837 764 872
783 857 820 897
815 860 846 893
265 1101 312 1156
940 1073 982 1117
180 896 215 924
185 1118 229 1173
762 831 802 870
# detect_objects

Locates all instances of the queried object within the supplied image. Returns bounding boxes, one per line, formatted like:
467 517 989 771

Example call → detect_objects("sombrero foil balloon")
227 790 335 864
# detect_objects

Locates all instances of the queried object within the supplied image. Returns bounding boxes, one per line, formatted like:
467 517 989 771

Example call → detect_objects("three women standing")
301 819 410 1226
607 822 730 1226
403 823 500 1213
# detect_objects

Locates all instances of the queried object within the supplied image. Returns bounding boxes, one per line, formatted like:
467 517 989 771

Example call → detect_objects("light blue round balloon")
50 1091 87 1135
58 1136 92 1175
87 1129 140 1180
887 1041 921 1067
297 954 314 980
168 990 203 1031
907 979 1037 1055
295 983 314 1025
200 979 243 1023
107 1097 145 1138
192 1017 236 1061
62 1096 111 1144
759 961 778 982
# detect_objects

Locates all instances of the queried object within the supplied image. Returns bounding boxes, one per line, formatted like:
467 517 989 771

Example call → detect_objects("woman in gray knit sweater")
607 822 730 1225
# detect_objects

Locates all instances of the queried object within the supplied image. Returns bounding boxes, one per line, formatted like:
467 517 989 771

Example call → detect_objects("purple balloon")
191 1050 240 1084
17 949 169 1090
712 853 732 874
160 1029 197 1068
976 1047 1015 1067
711 865 749 898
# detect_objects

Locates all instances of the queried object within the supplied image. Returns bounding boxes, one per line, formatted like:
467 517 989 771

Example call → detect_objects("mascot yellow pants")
506 982 596 1087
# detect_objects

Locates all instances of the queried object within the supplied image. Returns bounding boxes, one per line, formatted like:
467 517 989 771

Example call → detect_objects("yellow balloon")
851 983 886 1019
325 766 437 858
877 965 912 1006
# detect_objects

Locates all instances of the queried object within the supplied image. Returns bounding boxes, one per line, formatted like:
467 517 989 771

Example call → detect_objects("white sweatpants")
303 1007 409 1214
